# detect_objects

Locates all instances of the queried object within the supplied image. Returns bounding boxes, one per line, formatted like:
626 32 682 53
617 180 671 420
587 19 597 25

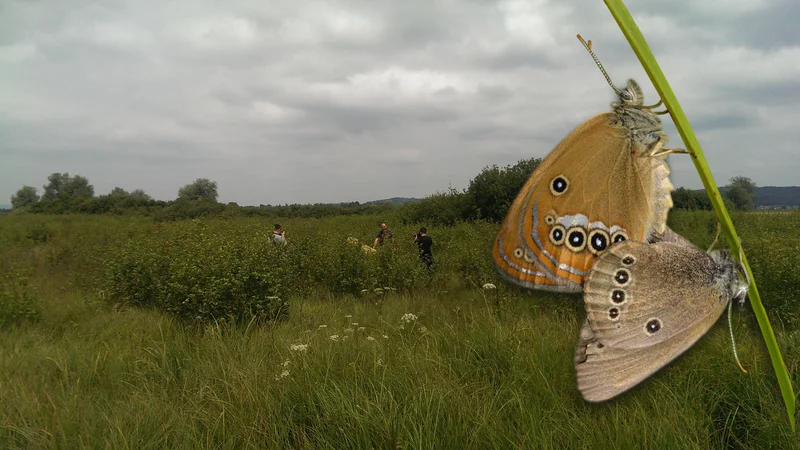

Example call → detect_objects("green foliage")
177 178 219 202
0 212 798 447
466 157 542 222
106 220 290 324
0 272 40 328
402 157 542 225
10 186 40 209
154 199 226 221
672 187 712 210
403 187 471 226
41 172 94 201
724 176 758 211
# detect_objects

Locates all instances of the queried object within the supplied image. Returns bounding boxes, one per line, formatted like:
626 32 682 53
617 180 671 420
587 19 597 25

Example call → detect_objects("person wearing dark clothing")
414 227 433 270
373 221 394 248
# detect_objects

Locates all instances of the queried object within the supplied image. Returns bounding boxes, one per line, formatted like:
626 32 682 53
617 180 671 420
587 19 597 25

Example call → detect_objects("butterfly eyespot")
611 230 629 244
549 175 569 196
587 229 610 255
608 308 620 320
544 215 555 225
610 289 626 304
596 343 605 349
513 248 524 259
613 269 631 286
523 250 535 263
549 225 566 246
564 227 587 253
645 318 662 335
621 255 635 265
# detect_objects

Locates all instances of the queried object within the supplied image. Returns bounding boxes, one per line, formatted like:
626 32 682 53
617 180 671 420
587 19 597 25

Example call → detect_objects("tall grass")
0 213 798 448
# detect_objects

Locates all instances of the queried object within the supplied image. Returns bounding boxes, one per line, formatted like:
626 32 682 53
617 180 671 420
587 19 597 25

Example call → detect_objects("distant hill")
678 186 799 209
754 186 800 207
365 197 421 206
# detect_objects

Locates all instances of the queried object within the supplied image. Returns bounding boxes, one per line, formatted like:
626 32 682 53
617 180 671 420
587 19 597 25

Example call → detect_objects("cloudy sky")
2 0 798 206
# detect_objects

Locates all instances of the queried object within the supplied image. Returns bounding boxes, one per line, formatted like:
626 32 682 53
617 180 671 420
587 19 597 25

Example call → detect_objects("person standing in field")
373 221 394 248
270 224 287 245
414 227 433 270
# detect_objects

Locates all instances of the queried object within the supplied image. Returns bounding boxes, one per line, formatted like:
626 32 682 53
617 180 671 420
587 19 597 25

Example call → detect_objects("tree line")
405 160 760 225
8 174 397 220
8 167 759 222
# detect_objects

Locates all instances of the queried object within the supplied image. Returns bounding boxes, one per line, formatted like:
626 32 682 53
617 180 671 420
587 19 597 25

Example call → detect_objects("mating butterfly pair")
491 38 747 402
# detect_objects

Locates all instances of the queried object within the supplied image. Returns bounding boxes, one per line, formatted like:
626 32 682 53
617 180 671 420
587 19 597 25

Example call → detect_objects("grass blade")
603 0 796 432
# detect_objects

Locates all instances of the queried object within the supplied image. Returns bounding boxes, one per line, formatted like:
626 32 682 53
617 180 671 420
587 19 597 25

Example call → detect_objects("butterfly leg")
643 98 664 109
649 141 690 157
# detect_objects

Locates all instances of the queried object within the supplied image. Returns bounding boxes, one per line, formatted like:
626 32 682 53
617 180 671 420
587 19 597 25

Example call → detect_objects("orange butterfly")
493 36 682 292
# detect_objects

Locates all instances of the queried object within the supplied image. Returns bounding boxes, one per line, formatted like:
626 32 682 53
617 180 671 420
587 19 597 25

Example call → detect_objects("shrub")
106 220 290 324
0 272 40 328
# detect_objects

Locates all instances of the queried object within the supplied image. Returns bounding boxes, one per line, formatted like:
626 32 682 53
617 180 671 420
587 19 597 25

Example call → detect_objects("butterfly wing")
493 113 673 292
575 240 730 402
574 313 724 402
583 241 727 349
647 226 695 247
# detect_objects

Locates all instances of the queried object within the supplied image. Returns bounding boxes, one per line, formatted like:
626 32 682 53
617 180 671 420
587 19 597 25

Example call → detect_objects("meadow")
0 211 798 448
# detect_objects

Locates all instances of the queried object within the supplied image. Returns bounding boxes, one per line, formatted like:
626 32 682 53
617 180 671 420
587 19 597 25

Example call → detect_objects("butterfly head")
613 79 645 108
710 249 750 304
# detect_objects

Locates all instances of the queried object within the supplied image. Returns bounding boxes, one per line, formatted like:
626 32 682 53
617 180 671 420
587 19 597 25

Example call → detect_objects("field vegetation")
0 209 798 448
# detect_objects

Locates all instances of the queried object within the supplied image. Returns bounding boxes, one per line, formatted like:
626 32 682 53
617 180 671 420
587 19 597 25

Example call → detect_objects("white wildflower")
342 335 350 340
274 369 290 380
358 327 365 331
419 326 428 334
318 324 327 329
360 289 369 294
344 328 354 333
289 344 308 352
345 315 353 318
374 288 384 294
482 283 497 290
351 322 358 326
283 360 290 367
383 335 389 339
366 336 376 341
401 313 418 324
329 335 340 341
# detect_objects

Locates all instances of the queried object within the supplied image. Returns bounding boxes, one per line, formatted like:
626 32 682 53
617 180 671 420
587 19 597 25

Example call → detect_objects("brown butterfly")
492 36 683 292
575 229 748 401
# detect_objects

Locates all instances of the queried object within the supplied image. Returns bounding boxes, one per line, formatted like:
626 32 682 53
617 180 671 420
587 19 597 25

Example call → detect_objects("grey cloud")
1 0 798 206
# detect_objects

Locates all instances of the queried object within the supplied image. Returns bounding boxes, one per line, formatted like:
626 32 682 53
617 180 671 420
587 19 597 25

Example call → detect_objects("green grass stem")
603 0 796 431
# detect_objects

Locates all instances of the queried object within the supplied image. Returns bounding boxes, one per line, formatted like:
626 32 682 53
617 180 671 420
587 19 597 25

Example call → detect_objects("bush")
0 273 40 328
106 220 290 324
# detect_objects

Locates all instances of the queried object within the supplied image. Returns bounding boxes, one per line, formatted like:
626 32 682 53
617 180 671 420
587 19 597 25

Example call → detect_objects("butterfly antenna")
576 34 622 95
727 301 748 373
